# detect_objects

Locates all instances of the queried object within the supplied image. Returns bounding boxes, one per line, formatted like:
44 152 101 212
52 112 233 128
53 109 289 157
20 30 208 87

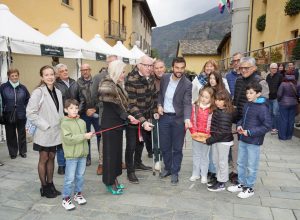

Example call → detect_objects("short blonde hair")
108 60 126 84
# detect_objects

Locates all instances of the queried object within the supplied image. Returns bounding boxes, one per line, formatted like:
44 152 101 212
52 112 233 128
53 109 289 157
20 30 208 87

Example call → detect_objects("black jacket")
266 72 282 100
206 108 233 145
233 72 269 122
55 78 79 102
77 77 97 114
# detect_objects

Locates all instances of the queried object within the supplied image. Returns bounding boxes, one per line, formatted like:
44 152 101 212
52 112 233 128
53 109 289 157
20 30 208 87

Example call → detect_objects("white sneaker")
154 162 161 171
62 197 76 210
189 175 200 182
237 187 254 199
201 176 207 184
74 192 87 205
227 184 244 193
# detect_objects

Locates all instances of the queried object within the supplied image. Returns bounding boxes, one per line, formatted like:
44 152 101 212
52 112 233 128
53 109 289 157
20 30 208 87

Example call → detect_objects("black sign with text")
96 53 107 61
41 44 64 57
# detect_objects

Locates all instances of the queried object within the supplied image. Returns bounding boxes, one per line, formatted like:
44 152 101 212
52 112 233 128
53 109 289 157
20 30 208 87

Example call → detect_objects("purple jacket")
277 75 300 106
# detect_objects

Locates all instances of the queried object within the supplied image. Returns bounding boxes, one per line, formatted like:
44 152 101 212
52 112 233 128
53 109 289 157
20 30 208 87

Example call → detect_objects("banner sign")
41 44 64 57
96 53 107 61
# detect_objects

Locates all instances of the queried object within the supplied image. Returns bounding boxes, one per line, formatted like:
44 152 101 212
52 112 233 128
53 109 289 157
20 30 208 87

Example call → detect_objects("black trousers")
5 119 27 157
125 125 144 174
102 128 123 186
142 130 152 154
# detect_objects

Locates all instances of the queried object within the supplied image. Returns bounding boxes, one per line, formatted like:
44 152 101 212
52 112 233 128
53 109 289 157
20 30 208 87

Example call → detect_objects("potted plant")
256 14 266 32
285 0 300 16
270 46 283 63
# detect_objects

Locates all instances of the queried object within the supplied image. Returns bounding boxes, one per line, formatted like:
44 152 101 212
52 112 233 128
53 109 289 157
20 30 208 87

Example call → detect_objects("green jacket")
61 116 88 159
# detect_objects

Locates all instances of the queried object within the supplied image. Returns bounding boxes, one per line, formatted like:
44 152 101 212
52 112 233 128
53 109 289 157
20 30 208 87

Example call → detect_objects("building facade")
132 0 156 55
248 0 300 51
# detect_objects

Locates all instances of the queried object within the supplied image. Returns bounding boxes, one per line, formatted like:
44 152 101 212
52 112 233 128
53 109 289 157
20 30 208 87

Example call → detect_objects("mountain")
152 6 232 66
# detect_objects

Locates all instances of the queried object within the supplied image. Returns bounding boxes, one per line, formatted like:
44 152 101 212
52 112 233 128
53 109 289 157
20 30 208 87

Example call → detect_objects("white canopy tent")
83 34 117 59
0 4 53 55
130 45 146 60
48 23 88 59
112 41 135 64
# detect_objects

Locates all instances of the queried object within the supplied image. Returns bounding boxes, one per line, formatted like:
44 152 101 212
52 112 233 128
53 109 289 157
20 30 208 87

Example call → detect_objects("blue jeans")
278 105 296 140
269 99 279 130
159 114 185 175
81 113 101 161
57 146 65 167
62 157 86 198
237 141 260 188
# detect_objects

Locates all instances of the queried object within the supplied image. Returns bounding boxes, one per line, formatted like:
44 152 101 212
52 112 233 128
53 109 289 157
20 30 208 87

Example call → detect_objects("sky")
147 0 219 27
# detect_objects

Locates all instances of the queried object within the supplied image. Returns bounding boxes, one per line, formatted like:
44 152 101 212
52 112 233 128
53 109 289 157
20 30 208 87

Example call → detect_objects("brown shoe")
97 164 103 175
122 162 126 170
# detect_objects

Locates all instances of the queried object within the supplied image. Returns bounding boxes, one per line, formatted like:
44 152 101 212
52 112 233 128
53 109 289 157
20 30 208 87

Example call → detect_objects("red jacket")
189 104 212 134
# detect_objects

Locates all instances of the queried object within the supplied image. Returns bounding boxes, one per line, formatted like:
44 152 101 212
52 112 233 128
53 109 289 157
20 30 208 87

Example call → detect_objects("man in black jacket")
266 63 283 135
55 63 79 175
78 63 100 167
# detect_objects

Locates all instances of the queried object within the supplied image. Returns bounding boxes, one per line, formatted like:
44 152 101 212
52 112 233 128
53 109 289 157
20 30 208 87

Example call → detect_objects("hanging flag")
226 0 231 10
218 0 226 14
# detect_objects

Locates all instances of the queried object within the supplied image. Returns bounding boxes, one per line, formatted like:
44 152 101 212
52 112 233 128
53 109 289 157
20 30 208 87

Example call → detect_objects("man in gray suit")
157 57 192 185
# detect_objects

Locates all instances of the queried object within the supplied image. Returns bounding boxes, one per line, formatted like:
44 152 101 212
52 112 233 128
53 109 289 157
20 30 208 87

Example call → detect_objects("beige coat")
26 85 64 147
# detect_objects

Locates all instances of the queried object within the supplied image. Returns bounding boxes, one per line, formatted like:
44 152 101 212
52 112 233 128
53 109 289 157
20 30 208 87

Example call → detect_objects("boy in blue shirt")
227 82 271 198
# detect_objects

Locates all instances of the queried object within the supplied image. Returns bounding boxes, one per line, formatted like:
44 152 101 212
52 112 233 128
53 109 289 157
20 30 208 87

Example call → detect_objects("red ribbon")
94 123 127 135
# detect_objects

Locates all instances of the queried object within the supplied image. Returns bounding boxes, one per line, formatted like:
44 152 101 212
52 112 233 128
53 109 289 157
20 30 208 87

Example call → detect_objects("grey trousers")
212 143 231 182
192 140 210 177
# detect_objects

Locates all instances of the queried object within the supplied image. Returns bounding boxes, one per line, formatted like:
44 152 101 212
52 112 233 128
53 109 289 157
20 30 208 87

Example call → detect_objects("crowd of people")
0 53 299 210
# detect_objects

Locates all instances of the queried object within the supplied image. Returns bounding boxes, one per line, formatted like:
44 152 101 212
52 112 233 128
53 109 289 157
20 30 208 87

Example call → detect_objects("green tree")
151 48 160 59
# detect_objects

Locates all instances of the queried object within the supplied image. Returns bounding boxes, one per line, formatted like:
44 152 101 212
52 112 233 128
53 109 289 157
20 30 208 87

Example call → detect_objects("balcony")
104 20 126 41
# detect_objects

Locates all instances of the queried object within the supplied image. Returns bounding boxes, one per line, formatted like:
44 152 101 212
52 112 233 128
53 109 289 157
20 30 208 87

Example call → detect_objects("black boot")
42 184 57 198
127 172 139 184
48 182 61 196
57 166 65 175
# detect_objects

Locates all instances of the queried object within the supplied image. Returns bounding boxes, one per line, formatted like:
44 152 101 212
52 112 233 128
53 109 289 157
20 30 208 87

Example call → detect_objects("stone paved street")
0 132 300 220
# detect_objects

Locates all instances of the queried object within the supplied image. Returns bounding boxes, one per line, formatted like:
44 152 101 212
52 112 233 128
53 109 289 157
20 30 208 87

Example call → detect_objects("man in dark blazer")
157 57 192 185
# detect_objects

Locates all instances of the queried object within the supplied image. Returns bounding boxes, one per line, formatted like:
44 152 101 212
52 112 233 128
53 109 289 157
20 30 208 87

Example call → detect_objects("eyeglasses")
140 63 153 68
239 66 253 71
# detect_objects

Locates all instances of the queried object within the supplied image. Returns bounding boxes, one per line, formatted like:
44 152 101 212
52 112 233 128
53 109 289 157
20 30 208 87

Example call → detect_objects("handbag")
26 88 44 136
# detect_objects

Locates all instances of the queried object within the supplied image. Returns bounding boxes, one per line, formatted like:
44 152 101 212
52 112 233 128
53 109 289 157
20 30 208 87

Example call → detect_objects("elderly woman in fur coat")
98 60 139 195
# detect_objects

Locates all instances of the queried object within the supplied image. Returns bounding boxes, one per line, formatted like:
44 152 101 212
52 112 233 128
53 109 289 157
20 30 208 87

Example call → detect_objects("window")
89 0 94 17
291 29 299 38
260 41 265 48
62 0 70 5
122 5 126 26
108 0 113 35
140 12 142 23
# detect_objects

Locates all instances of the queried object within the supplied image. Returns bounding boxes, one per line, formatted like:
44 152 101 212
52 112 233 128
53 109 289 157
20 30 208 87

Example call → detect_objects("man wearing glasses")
226 52 243 97
78 63 101 167
125 55 157 184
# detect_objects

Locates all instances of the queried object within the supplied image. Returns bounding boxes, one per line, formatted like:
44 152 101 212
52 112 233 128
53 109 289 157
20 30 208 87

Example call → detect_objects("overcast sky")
147 0 219 27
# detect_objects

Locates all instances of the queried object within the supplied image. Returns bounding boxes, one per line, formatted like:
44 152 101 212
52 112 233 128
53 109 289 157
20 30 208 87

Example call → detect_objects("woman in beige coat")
26 65 64 198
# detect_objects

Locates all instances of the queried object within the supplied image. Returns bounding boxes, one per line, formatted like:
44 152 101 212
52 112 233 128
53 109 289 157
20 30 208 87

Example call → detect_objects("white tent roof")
48 23 88 59
112 41 134 59
0 4 52 55
85 34 114 55
130 45 145 59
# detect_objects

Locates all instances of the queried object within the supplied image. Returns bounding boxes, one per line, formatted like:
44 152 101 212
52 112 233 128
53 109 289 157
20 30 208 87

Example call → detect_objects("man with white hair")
55 63 79 175
266 63 283 135
125 55 157 184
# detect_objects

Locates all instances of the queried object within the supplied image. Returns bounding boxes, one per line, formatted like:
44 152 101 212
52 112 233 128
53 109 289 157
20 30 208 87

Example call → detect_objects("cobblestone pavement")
0 133 300 220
